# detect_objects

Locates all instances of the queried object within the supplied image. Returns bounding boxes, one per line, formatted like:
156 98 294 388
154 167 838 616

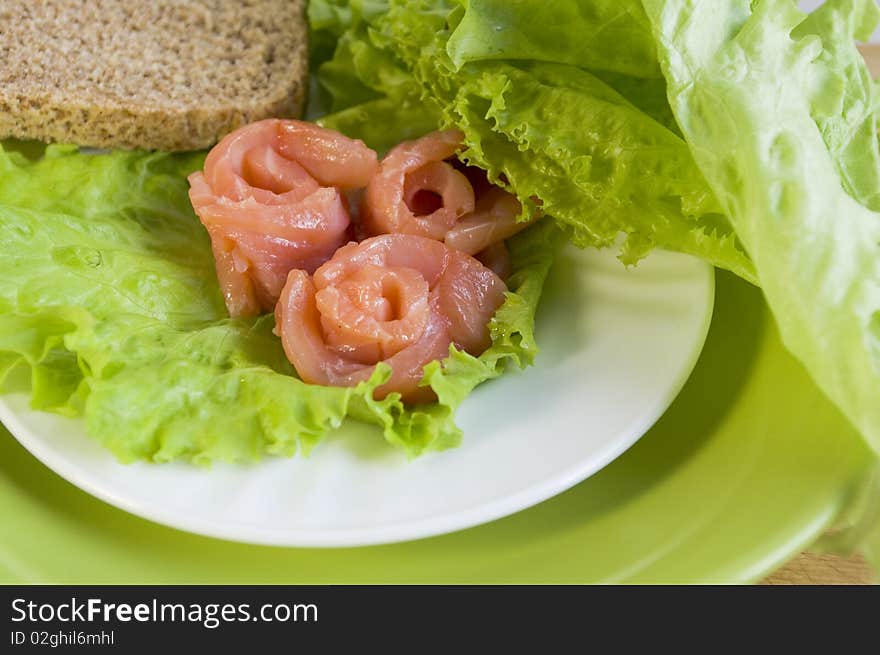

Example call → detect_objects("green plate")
0 272 872 583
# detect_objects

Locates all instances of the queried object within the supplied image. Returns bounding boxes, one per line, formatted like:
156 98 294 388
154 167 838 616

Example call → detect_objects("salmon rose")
360 129 534 257
189 119 379 317
275 234 507 403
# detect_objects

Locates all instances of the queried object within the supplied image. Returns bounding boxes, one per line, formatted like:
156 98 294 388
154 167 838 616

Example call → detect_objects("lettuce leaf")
0 144 562 463
312 0 756 281
310 0 880 463
309 0 443 151
641 0 880 453
793 0 880 210
444 0 679 131
446 0 661 78
9 0 878 477
446 0 678 133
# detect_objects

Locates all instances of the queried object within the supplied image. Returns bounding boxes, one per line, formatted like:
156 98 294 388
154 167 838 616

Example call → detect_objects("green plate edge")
0 271 873 583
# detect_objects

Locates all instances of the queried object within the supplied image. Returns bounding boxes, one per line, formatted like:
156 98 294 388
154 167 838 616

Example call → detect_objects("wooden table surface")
762 553 874 585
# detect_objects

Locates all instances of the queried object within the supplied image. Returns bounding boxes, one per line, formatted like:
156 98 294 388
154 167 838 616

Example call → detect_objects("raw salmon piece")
361 129 534 255
475 241 512 281
276 120 379 189
275 234 507 403
361 130 474 239
444 187 536 255
316 264 430 365
189 119 379 318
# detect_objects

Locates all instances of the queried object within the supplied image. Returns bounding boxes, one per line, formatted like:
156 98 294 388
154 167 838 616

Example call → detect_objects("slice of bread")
0 0 308 151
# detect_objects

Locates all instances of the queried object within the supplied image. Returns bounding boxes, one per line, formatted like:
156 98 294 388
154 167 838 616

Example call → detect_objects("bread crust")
0 0 309 151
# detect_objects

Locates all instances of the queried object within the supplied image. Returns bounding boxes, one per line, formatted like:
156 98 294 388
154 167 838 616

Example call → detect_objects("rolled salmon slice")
275 234 507 403
189 119 379 317
474 242 512 281
361 129 474 239
444 187 537 255
361 130 535 258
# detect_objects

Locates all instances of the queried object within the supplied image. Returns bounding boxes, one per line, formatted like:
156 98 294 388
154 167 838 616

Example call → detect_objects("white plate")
0 246 713 547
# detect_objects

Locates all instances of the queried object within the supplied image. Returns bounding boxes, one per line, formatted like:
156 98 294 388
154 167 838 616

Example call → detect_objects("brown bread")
0 0 309 151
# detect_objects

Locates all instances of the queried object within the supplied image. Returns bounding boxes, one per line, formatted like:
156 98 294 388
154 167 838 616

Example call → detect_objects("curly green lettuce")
0 143 562 463
6 0 880 476
310 0 756 281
